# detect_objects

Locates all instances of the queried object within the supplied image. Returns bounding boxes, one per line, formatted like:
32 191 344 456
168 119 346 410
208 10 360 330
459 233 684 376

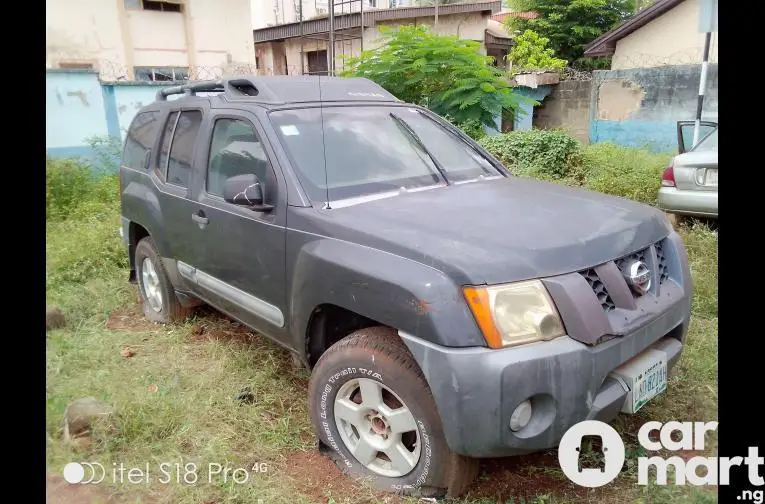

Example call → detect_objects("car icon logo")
576 435 608 473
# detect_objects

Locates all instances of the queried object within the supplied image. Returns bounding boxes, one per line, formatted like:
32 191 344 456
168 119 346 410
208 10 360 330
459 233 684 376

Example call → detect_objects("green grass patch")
46 152 717 503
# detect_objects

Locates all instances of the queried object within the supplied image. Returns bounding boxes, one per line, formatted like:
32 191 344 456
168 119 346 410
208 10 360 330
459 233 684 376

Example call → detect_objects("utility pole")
693 0 717 147
328 0 335 76
299 0 304 74
434 0 438 27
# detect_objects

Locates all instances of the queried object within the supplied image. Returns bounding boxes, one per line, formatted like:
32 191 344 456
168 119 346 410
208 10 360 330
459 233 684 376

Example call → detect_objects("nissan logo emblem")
622 260 651 295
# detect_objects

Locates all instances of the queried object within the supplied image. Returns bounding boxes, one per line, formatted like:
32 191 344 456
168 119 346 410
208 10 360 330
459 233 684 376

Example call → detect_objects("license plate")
610 348 668 414
706 169 718 186
632 359 667 412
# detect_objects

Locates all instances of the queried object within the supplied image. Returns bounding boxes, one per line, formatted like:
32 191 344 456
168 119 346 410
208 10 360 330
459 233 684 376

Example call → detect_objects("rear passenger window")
167 111 203 187
122 111 160 169
157 111 179 178
207 118 274 198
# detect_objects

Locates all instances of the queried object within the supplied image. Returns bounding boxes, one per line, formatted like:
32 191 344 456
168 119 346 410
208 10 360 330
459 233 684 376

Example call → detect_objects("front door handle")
192 211 209 227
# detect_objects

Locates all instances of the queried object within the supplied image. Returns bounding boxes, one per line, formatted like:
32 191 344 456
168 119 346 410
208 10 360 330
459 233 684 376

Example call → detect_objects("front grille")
655 239 669 283
580 238 672 312
614 246 648 274
580 268 616 312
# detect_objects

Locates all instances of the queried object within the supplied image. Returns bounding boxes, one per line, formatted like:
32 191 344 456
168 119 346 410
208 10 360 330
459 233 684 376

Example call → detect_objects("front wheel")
134 237 191 324
307 327 478 497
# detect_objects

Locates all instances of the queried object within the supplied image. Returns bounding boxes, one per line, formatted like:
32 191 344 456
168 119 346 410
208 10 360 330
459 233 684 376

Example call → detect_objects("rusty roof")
583 0 685 57
490 10 538 22
253 1 502 44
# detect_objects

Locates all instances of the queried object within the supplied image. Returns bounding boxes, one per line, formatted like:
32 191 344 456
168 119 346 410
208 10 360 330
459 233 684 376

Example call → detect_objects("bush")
342 25 527 129
46 158 97 221
478 129 583 180
581 142 672 205
447 117 486 141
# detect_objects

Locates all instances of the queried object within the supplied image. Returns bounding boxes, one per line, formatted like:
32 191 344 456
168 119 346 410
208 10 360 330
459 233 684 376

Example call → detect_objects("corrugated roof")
491 10 538 23
583 0 685 57
253 1 502 44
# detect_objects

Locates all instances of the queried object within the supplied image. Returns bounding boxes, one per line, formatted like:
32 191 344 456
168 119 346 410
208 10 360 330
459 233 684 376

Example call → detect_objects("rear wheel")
134 237 190 324
307 327 479 497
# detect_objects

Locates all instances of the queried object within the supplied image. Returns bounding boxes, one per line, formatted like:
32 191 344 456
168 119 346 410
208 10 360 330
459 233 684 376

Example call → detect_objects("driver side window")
207 118 275 199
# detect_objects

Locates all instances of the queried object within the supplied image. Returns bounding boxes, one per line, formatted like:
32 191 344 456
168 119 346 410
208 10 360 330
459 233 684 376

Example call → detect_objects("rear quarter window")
122 111 161 169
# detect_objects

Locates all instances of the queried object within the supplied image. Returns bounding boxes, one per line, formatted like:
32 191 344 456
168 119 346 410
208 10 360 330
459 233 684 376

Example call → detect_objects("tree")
507 30 567 75
505 0 635 69
341 25 529 129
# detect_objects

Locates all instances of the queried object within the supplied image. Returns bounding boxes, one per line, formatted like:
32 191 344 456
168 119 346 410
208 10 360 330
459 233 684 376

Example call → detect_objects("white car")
658 121 718 218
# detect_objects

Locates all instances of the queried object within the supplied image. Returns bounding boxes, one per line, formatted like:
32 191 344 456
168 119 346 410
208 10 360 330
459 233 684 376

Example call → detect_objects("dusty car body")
119 76 692 497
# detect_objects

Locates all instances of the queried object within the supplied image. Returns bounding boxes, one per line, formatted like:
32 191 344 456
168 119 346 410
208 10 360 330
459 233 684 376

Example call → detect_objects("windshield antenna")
318 75 331 209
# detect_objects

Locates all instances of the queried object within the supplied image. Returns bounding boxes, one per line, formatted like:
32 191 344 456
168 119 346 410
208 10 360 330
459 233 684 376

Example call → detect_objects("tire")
134 237 191 324
307 326 479 498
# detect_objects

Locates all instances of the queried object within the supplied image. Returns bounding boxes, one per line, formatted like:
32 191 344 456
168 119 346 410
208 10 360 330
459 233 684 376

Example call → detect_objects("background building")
252 0 511 76
583 0 718 70
46 0 257 81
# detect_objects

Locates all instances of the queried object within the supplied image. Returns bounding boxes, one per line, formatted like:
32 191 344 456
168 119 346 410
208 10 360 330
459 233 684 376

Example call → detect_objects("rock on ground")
62 397 115 445
46 306 66 331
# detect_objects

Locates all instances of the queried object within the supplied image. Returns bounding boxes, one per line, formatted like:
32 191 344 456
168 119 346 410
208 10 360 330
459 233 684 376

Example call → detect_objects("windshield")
269 106 503 204
691 127 718 152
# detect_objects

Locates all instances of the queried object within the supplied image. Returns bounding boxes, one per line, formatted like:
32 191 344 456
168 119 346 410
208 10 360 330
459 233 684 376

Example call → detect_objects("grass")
46 158 718 503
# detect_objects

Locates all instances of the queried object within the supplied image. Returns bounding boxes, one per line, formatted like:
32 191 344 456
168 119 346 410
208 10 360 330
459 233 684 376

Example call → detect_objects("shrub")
446 116 486 141
507 30 567 76
342 25 528 129
581 142 672 205
46 157 98 221
478 129 583 180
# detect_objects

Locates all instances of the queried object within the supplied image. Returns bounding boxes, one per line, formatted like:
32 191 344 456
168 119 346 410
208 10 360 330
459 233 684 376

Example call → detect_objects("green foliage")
342 25 529 128
581 142 672 205
86 134 123 174
505 0 634 68
507 30 567 75
479 129 583 180
46 156 120 222
445 116 487 141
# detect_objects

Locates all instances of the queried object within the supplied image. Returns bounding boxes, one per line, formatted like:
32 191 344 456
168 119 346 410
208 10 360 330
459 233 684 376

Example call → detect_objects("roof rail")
155 77 269 101
156 80 224 101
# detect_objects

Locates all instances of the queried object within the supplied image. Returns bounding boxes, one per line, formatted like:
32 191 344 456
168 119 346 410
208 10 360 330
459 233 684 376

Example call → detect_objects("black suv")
119 76 692 497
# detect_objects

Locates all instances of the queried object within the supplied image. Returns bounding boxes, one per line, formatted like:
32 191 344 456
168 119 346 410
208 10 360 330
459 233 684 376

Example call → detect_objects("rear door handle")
192 212 209 226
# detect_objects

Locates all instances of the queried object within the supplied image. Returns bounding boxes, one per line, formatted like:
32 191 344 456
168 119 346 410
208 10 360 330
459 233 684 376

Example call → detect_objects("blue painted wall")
46 70 110 159
46 70 174 162
589 64 718 152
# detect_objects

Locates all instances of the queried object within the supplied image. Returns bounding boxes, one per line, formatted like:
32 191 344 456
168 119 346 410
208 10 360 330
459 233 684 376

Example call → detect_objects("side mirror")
222 174 273 211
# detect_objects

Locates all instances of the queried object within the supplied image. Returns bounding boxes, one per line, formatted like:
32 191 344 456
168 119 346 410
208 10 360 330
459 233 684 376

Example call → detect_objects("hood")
306 177 670 285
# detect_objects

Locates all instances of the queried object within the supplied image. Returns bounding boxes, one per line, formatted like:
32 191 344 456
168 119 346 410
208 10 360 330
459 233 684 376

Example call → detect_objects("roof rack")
155 77 266 101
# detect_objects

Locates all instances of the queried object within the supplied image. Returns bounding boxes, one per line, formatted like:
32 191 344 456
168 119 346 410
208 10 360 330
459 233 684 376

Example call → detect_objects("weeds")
46 149 717 504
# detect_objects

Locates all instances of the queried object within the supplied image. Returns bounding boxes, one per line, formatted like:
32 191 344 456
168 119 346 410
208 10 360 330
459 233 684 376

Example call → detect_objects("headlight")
463 280 565 348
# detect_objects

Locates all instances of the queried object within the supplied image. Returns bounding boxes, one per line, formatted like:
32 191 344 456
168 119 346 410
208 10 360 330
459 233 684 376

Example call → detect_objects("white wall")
46 0 126 69
612 0 719 70
128 9 188 67
46 0 255 79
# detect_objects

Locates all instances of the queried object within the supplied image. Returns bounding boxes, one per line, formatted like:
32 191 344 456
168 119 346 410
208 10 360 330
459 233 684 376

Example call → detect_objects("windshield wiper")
389 112 451 186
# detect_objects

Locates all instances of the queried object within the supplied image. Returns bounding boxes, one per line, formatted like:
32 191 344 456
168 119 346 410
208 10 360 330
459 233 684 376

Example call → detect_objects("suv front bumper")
398 296 689 458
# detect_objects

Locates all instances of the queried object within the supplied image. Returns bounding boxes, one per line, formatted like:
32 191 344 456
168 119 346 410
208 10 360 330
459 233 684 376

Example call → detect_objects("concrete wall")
612 0 719 70
533 80 592 143
46 0 255 80
46 70 174 160
589 64 718 152
45 0 126 70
